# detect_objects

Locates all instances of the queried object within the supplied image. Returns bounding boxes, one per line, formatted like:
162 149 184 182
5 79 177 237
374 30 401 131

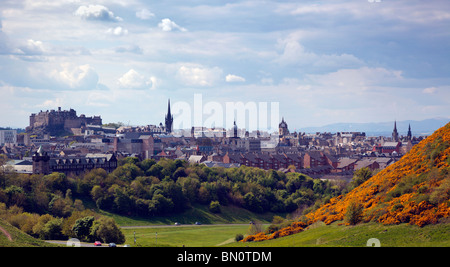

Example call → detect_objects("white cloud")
136 8 154 20
279 1 450 25
74 5 123 22
177 65 222 87
304 67 404 92
50 63 99 90
106 26 128 36
226 74 246 83
158 18 187 32
423 87 437 94
275 33 364 69
118 69 156 90
36 98 65 109
12 39 48 61
21 39 46 55
86 91 113 107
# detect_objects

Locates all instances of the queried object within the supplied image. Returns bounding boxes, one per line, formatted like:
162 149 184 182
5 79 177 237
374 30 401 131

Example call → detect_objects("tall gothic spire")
392 120 399 142
165 99 173 134
407 123 412 141
167 99 171 117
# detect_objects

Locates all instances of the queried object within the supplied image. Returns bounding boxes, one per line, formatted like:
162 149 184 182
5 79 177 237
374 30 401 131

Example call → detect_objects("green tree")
113 188 133 215
244 192 263 213
209 200 221 213
41 218 65 240
32 214 55 239
286 173 306 193
147 164 163 178
4 185 26 207
72 216 95 241
94 217 125 244
91 185 103 201
148 194 174 215
111 163 144 182
43 172 70 193
138 159 156 173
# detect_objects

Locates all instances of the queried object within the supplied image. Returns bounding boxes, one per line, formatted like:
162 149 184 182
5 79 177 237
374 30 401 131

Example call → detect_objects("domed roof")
279 117 288 128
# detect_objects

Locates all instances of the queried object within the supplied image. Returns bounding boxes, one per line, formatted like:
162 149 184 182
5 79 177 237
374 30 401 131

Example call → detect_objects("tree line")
87 157 347 216
0 156 356 241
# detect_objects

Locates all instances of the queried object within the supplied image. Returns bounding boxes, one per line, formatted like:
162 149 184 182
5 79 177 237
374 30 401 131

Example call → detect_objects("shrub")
235 233 244 242
344 201 363 225
209 201 221 213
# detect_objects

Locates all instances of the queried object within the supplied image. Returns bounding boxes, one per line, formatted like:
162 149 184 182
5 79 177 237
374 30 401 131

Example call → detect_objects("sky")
0 0 449 132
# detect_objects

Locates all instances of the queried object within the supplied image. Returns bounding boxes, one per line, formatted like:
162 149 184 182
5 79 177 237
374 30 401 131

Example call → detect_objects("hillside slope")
306 122 450 227
0 219 57 247
243 122 450 242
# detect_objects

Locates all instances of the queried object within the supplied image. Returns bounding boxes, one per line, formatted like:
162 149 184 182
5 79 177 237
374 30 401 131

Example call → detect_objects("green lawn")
121 217 450 247
122 224 252 247
105 204 280 226
226 221 450 247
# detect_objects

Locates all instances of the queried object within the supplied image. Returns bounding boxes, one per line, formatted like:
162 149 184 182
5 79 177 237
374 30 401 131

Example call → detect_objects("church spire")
407 123 412 141
165 99 173 134
392 120 399 142
167 99 171 117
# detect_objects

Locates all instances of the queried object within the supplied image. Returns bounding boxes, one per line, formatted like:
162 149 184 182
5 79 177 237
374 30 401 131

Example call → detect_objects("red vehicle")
94 241 102 246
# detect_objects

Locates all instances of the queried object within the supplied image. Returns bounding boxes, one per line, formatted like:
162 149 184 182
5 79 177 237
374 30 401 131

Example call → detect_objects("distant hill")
300 118 450 136
243 122 450 242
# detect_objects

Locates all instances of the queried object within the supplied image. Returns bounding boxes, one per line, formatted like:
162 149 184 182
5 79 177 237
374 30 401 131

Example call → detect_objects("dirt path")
0 225 13 241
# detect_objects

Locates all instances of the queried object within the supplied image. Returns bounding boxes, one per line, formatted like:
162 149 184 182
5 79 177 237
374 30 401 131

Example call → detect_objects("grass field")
122 224 252 247
121 221 450 247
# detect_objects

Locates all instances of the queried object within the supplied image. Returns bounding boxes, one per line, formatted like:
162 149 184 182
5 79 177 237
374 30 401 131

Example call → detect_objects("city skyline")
1 0 450 129
14 104 449 137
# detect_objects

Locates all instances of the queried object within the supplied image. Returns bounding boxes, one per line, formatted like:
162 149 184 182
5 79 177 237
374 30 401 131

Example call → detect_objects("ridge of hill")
306 122 450 227
243 122 450 242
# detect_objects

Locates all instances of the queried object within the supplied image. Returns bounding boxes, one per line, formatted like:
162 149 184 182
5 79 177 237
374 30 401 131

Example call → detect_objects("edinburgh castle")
26 107 102 137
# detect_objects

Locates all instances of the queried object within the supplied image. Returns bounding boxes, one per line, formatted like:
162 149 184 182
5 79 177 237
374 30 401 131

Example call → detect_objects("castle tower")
32 145 50 175
392 120 399 142
165 99 173 134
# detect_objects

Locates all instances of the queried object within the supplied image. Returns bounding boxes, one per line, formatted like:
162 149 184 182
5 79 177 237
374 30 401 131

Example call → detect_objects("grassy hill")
242 122 450 243
102 204 281 226
228 221 450 247
306 122 450 227
0 218 57 247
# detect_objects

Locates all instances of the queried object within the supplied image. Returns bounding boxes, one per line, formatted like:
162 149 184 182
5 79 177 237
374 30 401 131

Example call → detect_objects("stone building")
27 107 102 136
0 130 17 145
32 146 117 175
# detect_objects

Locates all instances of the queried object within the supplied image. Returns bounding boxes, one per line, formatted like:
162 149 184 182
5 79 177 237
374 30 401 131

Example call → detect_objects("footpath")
0 225 12 241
